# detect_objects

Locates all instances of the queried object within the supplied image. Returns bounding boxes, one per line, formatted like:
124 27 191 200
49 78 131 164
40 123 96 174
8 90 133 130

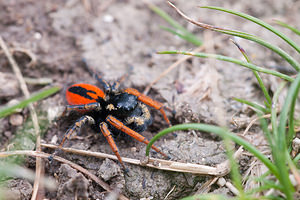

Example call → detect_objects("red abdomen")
66 83 105 105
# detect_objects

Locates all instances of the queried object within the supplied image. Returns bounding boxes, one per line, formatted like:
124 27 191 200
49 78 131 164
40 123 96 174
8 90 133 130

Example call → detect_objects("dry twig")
164 185 176 200
0 150 129 200
41 143 243 176
243 114 271 136
0 36 42 200
167 1 224 32
196 177 218 194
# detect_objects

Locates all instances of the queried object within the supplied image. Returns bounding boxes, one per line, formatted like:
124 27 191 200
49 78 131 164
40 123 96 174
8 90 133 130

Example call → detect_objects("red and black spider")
50 69 171 169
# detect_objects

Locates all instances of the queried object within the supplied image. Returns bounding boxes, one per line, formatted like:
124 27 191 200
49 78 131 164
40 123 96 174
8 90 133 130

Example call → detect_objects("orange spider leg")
124 88 171 126
106 115 168 158
99 122 126 169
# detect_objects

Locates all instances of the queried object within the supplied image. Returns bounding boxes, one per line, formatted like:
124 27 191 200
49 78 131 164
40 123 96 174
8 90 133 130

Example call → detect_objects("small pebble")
131 147 137 152
7 99 22 113
103 14 114 23
4 131 12 138
50 135 58 144
217 177 226 187
0 72 20 97
9 114 24 126
34 32 42 40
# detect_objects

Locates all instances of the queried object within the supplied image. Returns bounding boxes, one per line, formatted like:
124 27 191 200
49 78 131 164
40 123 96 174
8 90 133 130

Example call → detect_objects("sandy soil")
0 0 299 199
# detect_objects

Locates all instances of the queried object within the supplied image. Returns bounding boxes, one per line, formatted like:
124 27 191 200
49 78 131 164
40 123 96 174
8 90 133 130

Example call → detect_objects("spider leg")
82 58 111 92
100 122 126 169
124 88 171 126
106 115 168 158
49 115 95 160
111 67 133 93
61 102 102 117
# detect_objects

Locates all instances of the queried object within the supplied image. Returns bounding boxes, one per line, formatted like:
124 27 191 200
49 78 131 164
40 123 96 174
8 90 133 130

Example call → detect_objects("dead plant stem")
0 36 42 200
0 150 129 200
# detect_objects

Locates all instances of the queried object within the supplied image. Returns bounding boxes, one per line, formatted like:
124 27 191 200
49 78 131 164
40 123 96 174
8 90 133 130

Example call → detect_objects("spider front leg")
100 122 126 169
61 102 102 117
49 115 95 160
106 115 169 158
124 88 171 126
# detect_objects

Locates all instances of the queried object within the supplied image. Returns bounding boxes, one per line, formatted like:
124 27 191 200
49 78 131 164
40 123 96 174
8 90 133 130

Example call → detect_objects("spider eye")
111 93 137 113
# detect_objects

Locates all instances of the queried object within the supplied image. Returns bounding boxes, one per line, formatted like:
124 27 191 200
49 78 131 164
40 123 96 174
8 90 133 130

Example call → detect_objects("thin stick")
143 46 203 94
167 1 219 31
0 36 42 200
164 185 176 200
196 177 218 193
41 143 242 176
0 150 129 200
243 114 271 135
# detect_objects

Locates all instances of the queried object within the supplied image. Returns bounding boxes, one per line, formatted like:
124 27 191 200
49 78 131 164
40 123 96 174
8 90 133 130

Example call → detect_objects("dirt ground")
1 0 300 199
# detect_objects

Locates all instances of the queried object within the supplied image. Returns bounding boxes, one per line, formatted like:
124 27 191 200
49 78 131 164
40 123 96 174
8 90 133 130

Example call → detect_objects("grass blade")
148 3 202 46
270 82 287 144
223 136 244 197
158 51 294 82
294 153 300 163
273 74 300 199
0 86 61 118
160 26 202 46
274 20 300 36
168 2 300 71
246 182 283 195
231 39 272 108
201 6 300 53
233 97 267 113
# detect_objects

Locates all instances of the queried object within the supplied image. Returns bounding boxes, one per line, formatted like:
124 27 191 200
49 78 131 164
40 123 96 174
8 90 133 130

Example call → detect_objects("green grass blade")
223 136 244 197
231 39 272 107
247 182 283 195
233 97 267 113
201 6 300 53
270 82 287 146
287 81 297 144
287 153 300 187
274 20 300 36
148 3 202 46
160 26 183 37
149 3 187 34
168 2 300 71
158 51 294 82
0 86 61 118
278 74 300 147
211 29 300 71
256 111 274 149
293 152 300 163
146 123 279 179
264 196 286 200
274 74 300 198
160 26 202 46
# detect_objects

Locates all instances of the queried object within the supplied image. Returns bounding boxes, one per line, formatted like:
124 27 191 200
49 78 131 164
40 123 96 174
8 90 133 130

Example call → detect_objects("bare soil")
1 0 299 199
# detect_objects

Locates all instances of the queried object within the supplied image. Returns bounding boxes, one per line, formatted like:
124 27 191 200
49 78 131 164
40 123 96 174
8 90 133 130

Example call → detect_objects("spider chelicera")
50 70 171 169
